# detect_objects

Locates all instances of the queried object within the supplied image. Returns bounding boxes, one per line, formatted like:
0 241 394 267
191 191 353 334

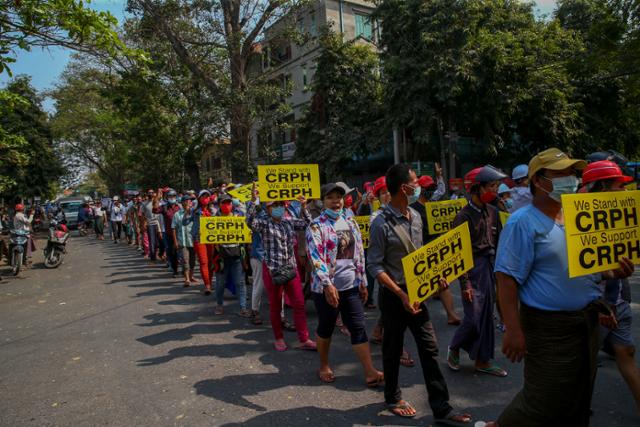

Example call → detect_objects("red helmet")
582 160 633 185
417 175 435 189
15 203 24 212
464 168 483 192
464 165 507 192
373 176 387 196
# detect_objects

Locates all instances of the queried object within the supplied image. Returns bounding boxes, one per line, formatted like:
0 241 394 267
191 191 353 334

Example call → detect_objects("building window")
310 11 318 37
297 18 305 35
302 65 308 88
355 13 373 40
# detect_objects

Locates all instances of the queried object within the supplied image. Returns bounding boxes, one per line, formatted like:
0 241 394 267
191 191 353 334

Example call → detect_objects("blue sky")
0 0 558 110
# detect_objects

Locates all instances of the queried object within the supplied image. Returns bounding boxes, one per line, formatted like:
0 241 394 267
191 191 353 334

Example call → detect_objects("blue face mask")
168 198 177 204
232 198 240 207
324 208 342 220
271 206 285 219
541 175 579 203
503 198 513 209
406 184 421 204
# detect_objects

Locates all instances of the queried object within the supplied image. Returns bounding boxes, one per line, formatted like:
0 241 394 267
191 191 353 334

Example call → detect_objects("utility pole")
393 128 400 164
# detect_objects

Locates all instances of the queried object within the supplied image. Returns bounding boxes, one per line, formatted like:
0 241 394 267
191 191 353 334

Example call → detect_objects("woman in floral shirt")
306 183 383 386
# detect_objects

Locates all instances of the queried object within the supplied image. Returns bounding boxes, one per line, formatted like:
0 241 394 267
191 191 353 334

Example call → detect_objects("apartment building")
250 0 377 164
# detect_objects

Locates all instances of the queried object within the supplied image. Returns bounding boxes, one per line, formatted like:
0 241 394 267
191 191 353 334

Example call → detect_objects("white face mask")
539 175 579 202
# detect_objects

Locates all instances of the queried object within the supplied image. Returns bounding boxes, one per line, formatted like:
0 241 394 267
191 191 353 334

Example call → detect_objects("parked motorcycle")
8 229 29 276
44 220 69 268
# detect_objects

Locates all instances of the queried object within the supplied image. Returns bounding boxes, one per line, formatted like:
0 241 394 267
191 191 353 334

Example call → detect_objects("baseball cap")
321 183 347 199
528 148 587 178
336 181 354 194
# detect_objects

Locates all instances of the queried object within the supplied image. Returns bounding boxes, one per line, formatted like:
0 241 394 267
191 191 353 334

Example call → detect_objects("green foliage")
0 0 146 76
375 0 585 166
296 29 386 178
0 76 65 199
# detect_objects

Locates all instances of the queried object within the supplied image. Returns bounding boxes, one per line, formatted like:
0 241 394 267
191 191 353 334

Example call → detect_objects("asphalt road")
0 233 638 426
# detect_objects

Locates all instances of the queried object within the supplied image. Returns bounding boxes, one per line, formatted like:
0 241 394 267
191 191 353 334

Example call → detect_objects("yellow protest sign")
372 199 381 213
403 222 474 305
562 190 640 278
499 211 511 227
425 199 468 235
626 182 637 191
354 216 370 248
199 216 252 244
257 164 321 202
228 183 255 203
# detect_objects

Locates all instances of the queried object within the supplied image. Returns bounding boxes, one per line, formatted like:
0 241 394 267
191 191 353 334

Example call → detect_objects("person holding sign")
306 183 383 386
411 172 461 326
212 195 250 317
246 183 316 352
485 148 635 427
581 159 640 415
367 164 472 424
447 165 508 378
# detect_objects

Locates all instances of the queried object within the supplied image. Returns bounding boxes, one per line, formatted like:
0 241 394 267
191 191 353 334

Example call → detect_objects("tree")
296 30 386 178
0 76 64 199
126 0 306 179
0 0 141 75
375 0 584 170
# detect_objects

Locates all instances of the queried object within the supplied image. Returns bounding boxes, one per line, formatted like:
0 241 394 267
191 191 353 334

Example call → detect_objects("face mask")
220 203 233 215
324 208 342 220
198 196 210 207
271 206 285 219
503 198 513 209
540 175 579 203
344 196 353 208
168 198 177 204
232 198 240 207
405 184 421 204
480 191 498 204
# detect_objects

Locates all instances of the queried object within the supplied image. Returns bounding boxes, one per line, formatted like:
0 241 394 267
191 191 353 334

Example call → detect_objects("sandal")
317 369 335 383
274 340 288 352
447 347 460 371
400 350 415 368
434 412 473 426
281 318 297 332
365 372 384 388
369 335 382 345
296 340 317 351
251 311 263 325
386 400 417 418
214 305 224 315
447 318 462 326
475 365 507 377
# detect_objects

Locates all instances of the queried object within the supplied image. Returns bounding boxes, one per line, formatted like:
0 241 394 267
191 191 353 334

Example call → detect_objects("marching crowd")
70 147 638 426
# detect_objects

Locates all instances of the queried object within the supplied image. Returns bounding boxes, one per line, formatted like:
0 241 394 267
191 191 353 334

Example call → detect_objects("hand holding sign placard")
354 216 370 248
257 164 321 202
562 190 640 277
200 217 252 244
425 199 468 235
402 222 474 305
227 184 256 203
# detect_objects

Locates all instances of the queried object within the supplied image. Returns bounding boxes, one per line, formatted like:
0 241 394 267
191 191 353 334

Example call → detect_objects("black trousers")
380 286 452 419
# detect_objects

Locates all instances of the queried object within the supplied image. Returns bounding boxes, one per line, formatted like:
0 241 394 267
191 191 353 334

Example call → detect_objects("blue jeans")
215 256 247 309
147 224 158 260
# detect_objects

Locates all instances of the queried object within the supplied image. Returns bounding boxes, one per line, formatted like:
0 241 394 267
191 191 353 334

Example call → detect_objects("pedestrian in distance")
172 195 196 287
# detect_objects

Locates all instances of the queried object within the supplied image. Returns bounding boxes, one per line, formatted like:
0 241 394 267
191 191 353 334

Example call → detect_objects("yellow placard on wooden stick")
424 199 468 235
403 222 474 305
354 216 371 249
257 164 321 202
562 190 640 278
227 184 255 203
499 211 511 227
199 217 252 244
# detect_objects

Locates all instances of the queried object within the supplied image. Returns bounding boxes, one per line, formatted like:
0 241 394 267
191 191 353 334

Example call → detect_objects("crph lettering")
576 207 638 232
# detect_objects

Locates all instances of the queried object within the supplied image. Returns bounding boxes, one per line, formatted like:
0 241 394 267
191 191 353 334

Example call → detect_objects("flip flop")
296 340 317 351
386 400 417 418
447 347 460 371
400 351 415 368
274 341 288 352
475 365 507 377
366 373 384 388
434 412 473 426
317 369 335 383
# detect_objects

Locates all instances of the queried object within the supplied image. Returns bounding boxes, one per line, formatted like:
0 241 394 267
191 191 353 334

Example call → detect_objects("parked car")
56 197 85 230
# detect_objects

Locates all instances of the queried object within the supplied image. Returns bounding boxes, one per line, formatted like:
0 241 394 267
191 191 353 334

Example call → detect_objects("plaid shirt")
246 202 311 272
